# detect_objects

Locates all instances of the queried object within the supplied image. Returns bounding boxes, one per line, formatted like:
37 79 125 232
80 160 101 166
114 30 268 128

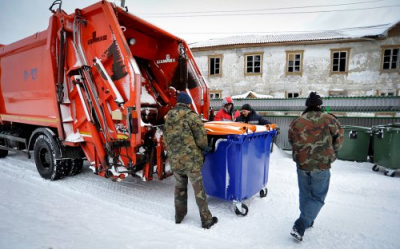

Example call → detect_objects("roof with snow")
190 22 399 49
232 91 273 99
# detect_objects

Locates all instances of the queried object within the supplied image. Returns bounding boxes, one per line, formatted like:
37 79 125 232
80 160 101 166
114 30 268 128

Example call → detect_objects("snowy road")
1 147 400 249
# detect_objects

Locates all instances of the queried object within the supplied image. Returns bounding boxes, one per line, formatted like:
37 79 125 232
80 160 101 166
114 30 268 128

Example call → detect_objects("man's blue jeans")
294 168 330 236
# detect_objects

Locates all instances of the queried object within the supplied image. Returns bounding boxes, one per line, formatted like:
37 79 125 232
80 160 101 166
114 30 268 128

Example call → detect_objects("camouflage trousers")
173 170 213 223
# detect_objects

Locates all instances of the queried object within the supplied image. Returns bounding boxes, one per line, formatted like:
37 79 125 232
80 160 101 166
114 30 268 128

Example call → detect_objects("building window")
287 92 299 98
328 90 346 97
379 90 395 96
331 48 350 74
208 55 222 76
210 90 222 99
244 53 263 75
210 93 221 99
381 46 400 72
286 51 304 76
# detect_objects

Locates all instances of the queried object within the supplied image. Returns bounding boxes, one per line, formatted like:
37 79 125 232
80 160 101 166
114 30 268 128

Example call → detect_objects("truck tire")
68 158 83 176
0 149 8 158
0 139 8 158
34 135 64 180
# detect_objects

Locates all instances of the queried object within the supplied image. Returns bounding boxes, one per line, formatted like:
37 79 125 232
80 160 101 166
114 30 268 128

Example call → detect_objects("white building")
190 22 400 99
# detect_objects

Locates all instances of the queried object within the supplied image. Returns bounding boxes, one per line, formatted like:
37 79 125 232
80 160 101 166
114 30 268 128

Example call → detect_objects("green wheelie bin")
371 123 400 177
337 125 372 162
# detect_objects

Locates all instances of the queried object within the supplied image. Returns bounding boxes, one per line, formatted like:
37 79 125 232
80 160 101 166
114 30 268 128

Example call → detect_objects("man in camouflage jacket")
288 92 344 241
164 91 218 229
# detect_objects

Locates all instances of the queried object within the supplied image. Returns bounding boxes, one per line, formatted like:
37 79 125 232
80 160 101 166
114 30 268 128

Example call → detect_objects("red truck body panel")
0 1 209 181
0 27 61 130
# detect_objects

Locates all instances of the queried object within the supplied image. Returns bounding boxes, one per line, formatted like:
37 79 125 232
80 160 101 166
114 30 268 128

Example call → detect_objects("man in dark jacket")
164 91 218 229
236 104 271 125
288 92 344 242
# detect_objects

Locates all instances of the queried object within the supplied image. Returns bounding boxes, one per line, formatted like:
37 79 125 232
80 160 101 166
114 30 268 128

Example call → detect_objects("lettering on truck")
88 32 107 45
156 54 175 64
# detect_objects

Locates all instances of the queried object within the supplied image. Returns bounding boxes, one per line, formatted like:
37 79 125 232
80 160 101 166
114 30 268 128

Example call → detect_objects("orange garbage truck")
0 0 209 181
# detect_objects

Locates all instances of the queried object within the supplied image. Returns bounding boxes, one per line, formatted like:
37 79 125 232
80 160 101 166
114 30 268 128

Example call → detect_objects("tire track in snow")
1 153 175 218
0 153 254 245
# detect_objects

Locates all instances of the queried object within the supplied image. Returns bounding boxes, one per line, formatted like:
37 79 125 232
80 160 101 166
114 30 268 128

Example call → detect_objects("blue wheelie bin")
202 122 277 216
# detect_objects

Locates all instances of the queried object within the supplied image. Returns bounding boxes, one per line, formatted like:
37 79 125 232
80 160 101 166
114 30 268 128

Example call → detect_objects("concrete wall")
192 36 400 98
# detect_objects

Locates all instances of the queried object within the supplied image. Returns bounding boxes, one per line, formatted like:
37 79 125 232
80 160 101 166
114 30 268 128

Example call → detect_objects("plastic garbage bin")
371 123 400 177
202 121 277 216
337 125 372 162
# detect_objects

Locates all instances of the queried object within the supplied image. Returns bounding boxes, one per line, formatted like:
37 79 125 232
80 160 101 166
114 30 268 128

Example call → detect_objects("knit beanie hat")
177 92 192 104
241 104 252 111
305 92 323 107
222 96 234 106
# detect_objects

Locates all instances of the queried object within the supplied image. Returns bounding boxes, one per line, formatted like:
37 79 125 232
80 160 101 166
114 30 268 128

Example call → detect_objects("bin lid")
341 125 371 131
386 123 400 128
372 123 400 129
204 121 256 135
255 124 277 132
204 122 277 135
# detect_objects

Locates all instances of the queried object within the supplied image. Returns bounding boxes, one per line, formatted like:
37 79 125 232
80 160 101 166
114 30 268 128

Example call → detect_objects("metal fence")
209 97 400 150
268 116 400 150
210 96 400 112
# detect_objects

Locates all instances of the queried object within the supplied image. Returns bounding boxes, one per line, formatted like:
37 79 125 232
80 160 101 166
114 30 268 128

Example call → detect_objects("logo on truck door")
88 32 107 45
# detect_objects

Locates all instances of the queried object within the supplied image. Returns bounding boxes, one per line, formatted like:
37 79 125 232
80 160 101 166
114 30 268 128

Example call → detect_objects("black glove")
204 146 212 152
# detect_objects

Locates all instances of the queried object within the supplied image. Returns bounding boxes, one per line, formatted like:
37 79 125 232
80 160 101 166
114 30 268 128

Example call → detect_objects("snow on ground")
1 146 400 249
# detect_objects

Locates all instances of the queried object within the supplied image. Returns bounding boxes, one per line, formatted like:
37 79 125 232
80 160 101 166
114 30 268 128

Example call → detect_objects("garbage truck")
0 0 209 181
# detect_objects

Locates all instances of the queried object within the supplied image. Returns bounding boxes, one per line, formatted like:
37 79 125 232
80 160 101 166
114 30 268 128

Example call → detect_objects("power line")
173 24 393 35
141 4 400 18
140 0 386 16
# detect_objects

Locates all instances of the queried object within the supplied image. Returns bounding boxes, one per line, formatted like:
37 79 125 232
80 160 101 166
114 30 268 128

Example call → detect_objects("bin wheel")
234 203 249 216
260 188 268 198
384 171 395 177
372 165 379 172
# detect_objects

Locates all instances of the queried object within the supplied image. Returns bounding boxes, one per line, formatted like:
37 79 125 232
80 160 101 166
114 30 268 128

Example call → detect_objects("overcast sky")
0 0 399 45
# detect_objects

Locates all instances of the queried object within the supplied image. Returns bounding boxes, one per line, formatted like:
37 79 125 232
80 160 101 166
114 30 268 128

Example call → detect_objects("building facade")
190 23 400 99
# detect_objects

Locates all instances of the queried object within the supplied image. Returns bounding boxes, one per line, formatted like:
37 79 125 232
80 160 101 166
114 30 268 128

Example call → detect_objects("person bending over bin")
214 96 240 121
288 92 344 242
236 104 271 125
164 91 218 229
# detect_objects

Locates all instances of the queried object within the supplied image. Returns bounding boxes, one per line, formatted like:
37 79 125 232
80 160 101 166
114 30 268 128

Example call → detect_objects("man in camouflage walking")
288 92 344 241
164 91 218 229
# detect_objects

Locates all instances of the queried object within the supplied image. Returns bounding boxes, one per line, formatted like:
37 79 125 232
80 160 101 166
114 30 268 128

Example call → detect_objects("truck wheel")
0 139 8 158
0 148 8 158
0 149 8 158
34 135 63 180
69 158 83 176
